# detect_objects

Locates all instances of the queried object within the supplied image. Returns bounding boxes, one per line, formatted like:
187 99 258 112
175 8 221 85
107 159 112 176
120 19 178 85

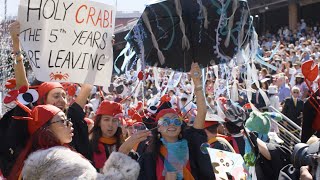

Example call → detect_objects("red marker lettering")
75 4 87 23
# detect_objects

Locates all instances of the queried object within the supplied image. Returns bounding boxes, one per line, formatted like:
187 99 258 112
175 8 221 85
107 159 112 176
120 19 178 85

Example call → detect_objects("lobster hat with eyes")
95 100 123 117
13 104 62 135
37 82 63 104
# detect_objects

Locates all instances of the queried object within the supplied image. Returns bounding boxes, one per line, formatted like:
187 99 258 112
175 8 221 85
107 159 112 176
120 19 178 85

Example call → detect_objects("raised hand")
190 62 202 85
8 21 20 41
118 130 151 154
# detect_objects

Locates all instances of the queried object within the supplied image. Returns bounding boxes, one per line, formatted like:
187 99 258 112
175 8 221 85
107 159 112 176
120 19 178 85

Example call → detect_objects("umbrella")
125 0 254 72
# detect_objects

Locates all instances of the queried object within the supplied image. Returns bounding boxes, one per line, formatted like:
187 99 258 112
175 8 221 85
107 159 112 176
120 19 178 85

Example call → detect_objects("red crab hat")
37 82 63 104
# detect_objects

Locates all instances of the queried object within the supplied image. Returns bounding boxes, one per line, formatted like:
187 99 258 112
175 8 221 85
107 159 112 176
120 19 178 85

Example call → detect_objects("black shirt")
68 103 92 161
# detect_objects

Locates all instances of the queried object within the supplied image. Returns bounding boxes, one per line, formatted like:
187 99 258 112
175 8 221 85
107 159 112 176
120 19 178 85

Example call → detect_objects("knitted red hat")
28 105 61 135
96 100 123 116
37 82 63 104
156 108 179 121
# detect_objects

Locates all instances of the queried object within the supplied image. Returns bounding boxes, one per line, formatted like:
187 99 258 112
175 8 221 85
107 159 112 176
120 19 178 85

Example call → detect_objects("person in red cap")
137 63 215 180
90 100 151 172
204 118 235 153
27 81 94 162
125 118 137 137
8 104 144 179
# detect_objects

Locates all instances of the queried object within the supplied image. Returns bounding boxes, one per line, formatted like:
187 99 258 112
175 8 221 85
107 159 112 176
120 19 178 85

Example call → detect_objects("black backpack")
255 143 292 180
0 106 29 177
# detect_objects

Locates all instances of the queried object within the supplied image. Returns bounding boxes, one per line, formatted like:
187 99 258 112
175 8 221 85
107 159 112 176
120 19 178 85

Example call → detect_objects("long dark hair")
9 124 62 179
146 122 187 160
89 115 124 154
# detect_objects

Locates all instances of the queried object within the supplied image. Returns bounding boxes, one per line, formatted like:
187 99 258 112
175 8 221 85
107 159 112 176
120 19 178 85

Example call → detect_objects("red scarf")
156 145 194 180
93 137 117 169
217 134 240 154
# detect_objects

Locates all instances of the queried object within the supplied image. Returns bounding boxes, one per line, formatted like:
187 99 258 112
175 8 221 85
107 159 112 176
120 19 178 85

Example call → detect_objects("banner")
18 0 116 86
207 148 248 180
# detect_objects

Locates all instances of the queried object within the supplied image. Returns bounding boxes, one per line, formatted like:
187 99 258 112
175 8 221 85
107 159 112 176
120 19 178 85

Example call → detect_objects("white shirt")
89 98 100 112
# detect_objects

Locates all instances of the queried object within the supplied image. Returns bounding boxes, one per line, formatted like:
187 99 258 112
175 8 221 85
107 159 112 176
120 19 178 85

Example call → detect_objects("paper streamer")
174 0 190 50
142 12 165 65
153 67 161 91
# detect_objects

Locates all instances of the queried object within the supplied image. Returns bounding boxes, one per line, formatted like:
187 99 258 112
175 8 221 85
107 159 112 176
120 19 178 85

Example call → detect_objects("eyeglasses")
158 117 183 127
293 91 300 94
47 118 72 127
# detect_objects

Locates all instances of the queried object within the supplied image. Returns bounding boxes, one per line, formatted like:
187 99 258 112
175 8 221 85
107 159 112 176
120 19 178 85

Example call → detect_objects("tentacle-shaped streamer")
224 0 238 47
174 0 190 50
142 12 165 65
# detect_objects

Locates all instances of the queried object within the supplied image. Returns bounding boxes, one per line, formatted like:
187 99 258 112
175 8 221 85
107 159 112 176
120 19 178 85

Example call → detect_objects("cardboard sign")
18 0 115 86
207 148 248 180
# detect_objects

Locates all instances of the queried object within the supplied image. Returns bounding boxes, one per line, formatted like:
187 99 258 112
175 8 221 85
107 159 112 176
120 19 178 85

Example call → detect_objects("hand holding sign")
8 21 20 41
18 0 116 86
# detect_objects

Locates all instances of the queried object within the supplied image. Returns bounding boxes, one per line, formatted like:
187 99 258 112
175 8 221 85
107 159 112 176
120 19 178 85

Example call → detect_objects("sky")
0 0 151 20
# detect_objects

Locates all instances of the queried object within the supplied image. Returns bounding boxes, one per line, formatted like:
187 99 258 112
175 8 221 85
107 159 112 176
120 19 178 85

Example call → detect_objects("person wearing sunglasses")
137 63 215 180
9 104 143 179
282 86 304 128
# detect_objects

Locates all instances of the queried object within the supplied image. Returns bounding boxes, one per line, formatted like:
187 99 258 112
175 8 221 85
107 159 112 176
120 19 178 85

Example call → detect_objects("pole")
269 106 302 131
4 0 7 20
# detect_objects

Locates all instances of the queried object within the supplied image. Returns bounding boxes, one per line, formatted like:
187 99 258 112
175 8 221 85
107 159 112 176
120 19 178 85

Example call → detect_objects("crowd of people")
0 17 320 180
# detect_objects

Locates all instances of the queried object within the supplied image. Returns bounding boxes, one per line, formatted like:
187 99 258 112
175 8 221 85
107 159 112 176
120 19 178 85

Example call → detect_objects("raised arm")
8 21 29 89
75 84 93 108
190 62 206 129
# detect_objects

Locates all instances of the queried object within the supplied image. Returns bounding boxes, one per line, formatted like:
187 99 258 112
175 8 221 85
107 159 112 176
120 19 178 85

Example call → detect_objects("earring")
157 133 161 139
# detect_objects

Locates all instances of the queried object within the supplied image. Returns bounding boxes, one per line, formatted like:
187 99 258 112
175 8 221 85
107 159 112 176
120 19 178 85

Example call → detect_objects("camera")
292 141 320 178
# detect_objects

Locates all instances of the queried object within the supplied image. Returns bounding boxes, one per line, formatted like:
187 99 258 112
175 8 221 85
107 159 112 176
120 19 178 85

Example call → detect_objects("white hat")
260 78 270 83
181 93 189 100
267 85 278 94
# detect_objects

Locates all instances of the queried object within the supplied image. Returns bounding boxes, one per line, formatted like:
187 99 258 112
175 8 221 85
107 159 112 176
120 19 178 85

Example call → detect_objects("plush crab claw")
5 78 17 89
3 86 37 105
4 90 19 104
302 60 318 82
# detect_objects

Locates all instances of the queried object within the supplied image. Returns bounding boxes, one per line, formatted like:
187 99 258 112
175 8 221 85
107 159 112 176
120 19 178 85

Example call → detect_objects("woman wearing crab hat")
8 104 144 179
137 63 215 180
89 100 151 172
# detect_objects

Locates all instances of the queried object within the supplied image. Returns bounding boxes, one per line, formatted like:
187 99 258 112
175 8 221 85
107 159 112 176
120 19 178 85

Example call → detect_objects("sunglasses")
158 117 183 127
47 118 72 127
293 91 300 94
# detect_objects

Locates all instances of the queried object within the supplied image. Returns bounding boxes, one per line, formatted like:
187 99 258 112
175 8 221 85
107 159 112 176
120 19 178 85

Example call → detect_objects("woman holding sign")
10 21 94 161
1 21 92 177
137 63 215 180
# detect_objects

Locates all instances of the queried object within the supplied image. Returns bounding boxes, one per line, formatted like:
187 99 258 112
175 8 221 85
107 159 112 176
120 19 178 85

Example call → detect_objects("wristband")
12 50 22 57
